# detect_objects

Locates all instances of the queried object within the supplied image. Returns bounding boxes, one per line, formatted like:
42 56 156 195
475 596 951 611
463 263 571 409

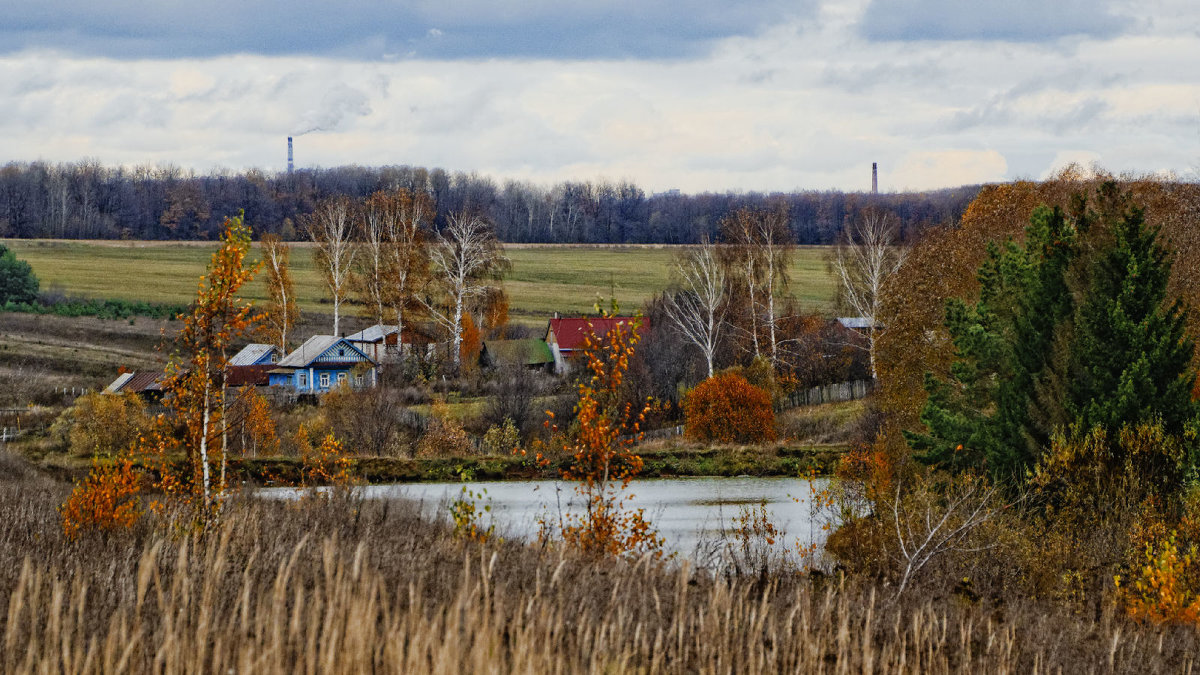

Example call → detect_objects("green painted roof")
482 339 553 366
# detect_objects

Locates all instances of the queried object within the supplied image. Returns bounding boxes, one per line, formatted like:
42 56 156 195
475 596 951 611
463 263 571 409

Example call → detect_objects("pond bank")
236 443 848 485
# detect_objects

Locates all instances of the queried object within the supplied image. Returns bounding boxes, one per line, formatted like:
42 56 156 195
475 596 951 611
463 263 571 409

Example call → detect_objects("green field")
3 240 836 326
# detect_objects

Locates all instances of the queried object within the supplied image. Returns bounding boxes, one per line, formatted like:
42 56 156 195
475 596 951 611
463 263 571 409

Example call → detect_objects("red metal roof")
546 316 648 352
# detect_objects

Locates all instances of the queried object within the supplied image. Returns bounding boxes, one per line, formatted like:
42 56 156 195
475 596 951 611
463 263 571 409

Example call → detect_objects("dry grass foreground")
2 451 1199 673
1 240 837 326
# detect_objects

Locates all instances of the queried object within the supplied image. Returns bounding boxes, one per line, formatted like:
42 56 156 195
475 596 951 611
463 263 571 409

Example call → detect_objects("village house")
267 335 378 393
345 323 436 362
545 316 647 375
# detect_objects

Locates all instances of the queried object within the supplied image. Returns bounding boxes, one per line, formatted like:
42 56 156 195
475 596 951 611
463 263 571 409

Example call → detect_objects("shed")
479 339 554 371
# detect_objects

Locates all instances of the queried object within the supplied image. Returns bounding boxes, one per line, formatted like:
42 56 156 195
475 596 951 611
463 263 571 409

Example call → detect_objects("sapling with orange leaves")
556 315 665 559
165 213 260 521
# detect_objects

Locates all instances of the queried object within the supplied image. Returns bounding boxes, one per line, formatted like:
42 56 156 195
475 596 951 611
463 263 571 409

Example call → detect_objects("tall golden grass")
1 451 1198 673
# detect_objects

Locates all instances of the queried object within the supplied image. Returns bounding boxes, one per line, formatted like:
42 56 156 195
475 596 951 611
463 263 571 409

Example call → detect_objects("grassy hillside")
4 240 837 326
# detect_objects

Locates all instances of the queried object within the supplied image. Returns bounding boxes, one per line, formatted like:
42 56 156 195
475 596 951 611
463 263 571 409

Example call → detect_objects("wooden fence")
777 379 874 410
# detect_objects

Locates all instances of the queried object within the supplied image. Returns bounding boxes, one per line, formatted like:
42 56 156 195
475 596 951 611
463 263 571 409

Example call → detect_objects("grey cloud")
2 1 816 61
820 59 946 94
859 0 1127 42
943 95 1110 135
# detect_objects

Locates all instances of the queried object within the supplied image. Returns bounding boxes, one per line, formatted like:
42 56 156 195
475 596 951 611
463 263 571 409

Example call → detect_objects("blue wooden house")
267 336 378 393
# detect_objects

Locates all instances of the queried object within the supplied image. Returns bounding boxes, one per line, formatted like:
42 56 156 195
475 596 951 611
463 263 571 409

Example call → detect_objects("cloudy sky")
2 0 1197 192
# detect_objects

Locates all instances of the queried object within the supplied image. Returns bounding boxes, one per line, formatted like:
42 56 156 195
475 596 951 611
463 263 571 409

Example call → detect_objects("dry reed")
1 454 1198 673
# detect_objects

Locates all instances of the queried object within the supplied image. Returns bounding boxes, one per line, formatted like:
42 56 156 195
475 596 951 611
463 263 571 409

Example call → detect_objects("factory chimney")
287 136 294 174
871 162 878 194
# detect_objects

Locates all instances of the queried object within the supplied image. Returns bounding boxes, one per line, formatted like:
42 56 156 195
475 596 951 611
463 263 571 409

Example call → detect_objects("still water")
267 476 831 559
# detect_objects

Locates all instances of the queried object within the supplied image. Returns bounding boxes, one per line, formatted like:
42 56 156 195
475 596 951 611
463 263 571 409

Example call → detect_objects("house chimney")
287 137 294 174
871 162 878 194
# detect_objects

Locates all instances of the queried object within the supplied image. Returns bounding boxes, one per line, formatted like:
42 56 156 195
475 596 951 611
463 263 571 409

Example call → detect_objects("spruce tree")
907 206 1075 480
1067 199 1196 437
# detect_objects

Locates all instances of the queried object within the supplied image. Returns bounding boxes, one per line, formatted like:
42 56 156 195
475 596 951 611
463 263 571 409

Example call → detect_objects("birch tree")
420 211 507 370
261 234 298 353
663 238 726 378
832 208 906 380
357 191 391 328
720 206 792 365
306 196 357 336
168 214 259 520
382 189 432 350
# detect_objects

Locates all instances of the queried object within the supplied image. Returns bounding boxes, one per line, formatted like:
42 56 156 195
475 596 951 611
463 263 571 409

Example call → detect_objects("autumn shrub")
1118 529 1200 624
228 388 279 457
54 391 151 457
296 428 354 489
417 399 474 456
481 418 521 455
683 372 775 444
60 452 143 540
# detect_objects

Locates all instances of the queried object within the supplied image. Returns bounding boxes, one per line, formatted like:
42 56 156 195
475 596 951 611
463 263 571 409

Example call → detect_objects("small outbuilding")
479 339 555 372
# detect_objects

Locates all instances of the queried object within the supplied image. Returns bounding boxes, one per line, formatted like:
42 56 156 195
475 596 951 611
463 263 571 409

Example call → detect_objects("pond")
264 476 834 561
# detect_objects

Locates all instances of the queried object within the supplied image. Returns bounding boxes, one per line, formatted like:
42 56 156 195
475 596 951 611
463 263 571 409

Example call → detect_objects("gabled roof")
229 343 278 366
275 335 375 368
482 339 554 366
546 316 648 351
106 371 170 394
345 324 398 343
104 372 134 394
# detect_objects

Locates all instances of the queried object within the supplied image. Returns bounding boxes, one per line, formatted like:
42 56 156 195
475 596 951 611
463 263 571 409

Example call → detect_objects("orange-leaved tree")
60 451 143 540
683 372 776 444
165 212 260 521
559 316 665 558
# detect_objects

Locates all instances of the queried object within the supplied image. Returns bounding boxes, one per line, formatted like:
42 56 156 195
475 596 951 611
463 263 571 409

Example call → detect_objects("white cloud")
1 0 1199 192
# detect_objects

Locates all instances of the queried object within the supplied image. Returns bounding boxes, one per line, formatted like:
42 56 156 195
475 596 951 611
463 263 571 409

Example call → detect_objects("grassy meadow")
3 240 837 326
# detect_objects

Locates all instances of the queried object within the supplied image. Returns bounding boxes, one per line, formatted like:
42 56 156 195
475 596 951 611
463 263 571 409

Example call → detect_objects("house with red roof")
544 315 647 374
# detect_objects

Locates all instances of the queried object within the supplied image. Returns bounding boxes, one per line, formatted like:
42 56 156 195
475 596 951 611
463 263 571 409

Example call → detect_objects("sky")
2 0 1198 193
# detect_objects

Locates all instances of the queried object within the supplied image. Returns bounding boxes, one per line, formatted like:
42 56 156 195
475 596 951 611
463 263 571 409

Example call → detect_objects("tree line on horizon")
0 160 979 244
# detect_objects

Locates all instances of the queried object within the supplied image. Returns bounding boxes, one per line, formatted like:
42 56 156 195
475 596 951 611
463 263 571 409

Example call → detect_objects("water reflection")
266 476 832 560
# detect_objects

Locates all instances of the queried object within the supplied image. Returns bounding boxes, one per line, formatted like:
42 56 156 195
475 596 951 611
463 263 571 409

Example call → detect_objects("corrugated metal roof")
104 372 134 393
229 343 278 366
345 324 398 343
547 317 648 351
276 336 374 368
113 371 169 394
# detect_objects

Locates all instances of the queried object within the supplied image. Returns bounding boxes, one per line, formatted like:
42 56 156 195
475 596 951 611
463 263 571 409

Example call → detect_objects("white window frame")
337 372 347 386
319 372 330 388
298 372 307 388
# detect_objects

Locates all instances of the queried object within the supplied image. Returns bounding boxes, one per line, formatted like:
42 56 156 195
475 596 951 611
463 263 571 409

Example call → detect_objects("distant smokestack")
287 137 294 174
871 162 878 194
